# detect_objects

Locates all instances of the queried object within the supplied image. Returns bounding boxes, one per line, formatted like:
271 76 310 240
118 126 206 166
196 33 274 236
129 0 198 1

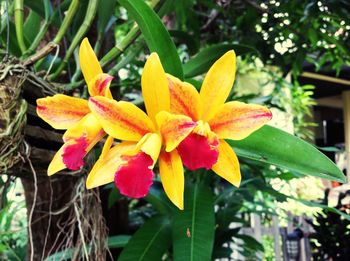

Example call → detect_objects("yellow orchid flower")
166 50 272 187
36 38 113 175
86 53 196 210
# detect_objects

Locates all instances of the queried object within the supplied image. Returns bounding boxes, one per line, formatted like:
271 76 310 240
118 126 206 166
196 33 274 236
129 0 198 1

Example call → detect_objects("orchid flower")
36 38 113 175
166 50 272 187
86 53 196 210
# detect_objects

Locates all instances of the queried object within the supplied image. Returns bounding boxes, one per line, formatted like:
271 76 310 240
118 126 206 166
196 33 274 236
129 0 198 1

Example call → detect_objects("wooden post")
342 91 350 182
298 216 307 261
272 215 282 261
301 215 312 261
251 213 263 259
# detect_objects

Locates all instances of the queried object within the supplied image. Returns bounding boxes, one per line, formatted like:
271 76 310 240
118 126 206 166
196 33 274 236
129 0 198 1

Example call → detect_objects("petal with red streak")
156 111 196 152
63 113 105 152
86 141 136 189
79 38 103 85
36 94 90 129
89 96 155 141
62 136 88 170
208 101 272 140
115 152 154 198
88 73 113 98
177 133 219 170
167 74 202 121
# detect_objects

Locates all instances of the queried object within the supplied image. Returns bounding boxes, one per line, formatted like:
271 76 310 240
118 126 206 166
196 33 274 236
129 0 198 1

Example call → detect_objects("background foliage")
1 0 350 260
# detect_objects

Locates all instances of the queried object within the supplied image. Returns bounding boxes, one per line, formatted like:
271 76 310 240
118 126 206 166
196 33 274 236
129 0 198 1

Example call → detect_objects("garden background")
1 0 350 260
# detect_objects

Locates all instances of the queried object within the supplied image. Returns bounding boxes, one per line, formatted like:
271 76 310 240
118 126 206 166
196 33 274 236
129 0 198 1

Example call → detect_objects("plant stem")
108 41 144 76
100 0 165 67
49 0 99 81
14 0 26 53
23 0 80 66
22 0 52 58
52 0 79 44
100 26 140 68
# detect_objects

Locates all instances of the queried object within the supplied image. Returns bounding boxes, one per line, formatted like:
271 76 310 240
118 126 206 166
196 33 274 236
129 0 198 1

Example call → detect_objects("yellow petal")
200 50 236 121
36 94 90 129
167 74 202 121
87 73 113 98
63 113 105 152
141 53 170 123
211 140 241 187
136 133 162 166
89 96 155 141
156 111 196 152
47 145 66 176
79 38 103 85
208 101 272 140
101 135 114 158
159 150 184 210
86 142 137 189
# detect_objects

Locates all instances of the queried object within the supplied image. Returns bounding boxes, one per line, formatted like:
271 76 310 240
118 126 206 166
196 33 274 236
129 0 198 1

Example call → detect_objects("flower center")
114 152 154 198
177 132 219 171
62 136 88 170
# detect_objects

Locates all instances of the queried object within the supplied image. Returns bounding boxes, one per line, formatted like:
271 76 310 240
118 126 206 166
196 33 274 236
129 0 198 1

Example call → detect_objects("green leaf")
235 234 264 252
183 43 257 78
172 183 215 261
44 249 76 261
108 187 121 209
24 0 46 18
291 197 350 221
145 182 175 215
44 235 129 260
228 125 346 183
0 21 22 57
170 30 199 55
97 0 116 33
108 235 131 248
118 0 183 79
23 10 41 43
118 215 171 261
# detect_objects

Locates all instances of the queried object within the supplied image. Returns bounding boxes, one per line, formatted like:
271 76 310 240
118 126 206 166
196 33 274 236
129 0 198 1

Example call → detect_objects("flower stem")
52 0 79 44
100 26 140 68
14 0 26 53
49 0 99 81
22 0 52 58
23 0 79 66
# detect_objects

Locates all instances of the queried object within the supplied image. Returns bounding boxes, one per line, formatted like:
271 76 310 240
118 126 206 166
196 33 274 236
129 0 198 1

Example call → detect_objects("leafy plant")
0 0 349 260
307 189 350 260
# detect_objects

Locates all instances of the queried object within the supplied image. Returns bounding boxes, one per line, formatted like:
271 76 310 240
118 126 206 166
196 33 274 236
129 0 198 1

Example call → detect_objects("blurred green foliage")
1 0 350 260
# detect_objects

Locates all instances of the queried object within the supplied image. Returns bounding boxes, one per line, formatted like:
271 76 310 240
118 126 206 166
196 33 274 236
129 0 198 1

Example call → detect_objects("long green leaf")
44 235 130 261
118 0 183 79
183 43 257 78
145 182 175 215
172 183 215 261
292 197 350 221
23 10 41 43
118 215 171 261
97 0 116 33
228 125 346 183
108 235 131 248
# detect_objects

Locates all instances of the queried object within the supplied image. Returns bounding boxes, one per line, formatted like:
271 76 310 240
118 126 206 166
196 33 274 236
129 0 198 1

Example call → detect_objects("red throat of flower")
177 133 219 170
62 136 88 170
114 152 154 198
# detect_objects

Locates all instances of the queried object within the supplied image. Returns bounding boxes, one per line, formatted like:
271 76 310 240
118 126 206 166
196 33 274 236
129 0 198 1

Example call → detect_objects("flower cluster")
36 38 272 210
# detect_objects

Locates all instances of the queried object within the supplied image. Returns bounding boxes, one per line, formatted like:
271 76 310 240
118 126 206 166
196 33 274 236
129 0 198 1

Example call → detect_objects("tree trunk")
21 175 78 260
